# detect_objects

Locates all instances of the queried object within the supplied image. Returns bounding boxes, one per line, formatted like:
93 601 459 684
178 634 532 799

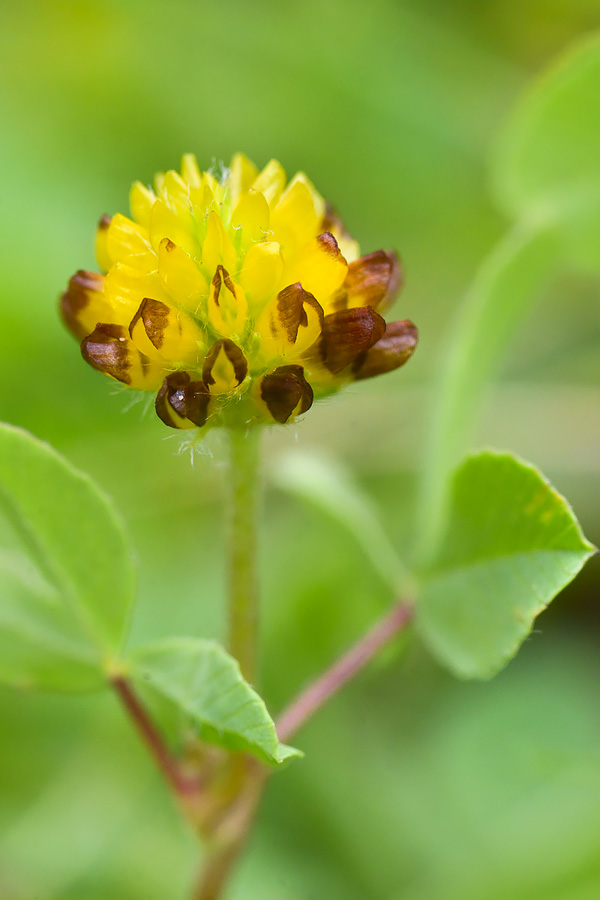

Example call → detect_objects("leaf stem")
111 675 199 799
227 427 261 684
276 599 414 743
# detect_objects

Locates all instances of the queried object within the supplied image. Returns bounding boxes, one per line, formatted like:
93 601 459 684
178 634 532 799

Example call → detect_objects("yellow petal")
231 189 270 247
203 170 224 203
190 180 217 222
270 175 323 255
81 324 165 390
281 232 348 303
228 153 259 206
158 238 208 314
104 263 169 324
202 209 238 275
160 170 191 216
129 298 205 367
129 182 155 229
105 213 155 272
251 159 286 207
257 282 324 359
149 199 198 258
239 241 283 305
60 270 110 339
180 153 202 189
95 215 113 272
202 339 248 394
207 266 248 338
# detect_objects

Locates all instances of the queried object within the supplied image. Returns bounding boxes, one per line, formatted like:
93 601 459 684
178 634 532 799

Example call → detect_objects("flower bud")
60 153 417 431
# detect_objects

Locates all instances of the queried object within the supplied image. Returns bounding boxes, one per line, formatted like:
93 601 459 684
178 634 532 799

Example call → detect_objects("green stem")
227 427 261 684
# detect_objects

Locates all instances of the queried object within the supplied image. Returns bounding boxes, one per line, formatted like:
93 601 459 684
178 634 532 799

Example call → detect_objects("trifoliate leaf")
0 424 135 689
417 451 595 679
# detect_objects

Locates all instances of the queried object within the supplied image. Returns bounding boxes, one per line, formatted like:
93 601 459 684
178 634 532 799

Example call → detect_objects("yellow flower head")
60 154 418 429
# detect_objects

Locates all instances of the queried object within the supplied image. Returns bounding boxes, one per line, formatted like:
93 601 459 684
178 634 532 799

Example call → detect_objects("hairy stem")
192 763 268 900
277 599 414 743
227 427 261 684
112 676 199 799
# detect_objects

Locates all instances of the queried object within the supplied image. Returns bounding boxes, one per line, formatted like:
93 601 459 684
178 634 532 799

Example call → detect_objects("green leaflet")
417 451 595 679
0 424 135 689
131 637 301 766
495 32 600 275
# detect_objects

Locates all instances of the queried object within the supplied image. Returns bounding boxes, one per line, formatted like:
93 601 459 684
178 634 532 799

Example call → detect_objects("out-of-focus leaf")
0 550 102 691
495 32 600 274
0 424 135 689
417 222 559 557
131 638 301 766
271 450 406 593
417 451 595 679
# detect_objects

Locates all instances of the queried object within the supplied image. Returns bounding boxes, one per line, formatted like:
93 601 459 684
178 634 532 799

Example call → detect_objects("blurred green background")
1 0 600 897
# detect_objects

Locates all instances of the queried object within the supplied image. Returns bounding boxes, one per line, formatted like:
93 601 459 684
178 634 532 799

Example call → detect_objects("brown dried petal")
342 250 403 312
353 320 418 380
81 323 134 384
202 339 248 387
129 298 170 350
260 365 314 423
155 372 211 429
320 307 386 374
274 283 324 344
60 270 105 340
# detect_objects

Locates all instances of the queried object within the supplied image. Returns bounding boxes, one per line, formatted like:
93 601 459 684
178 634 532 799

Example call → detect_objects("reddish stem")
276 600 414 743
112 676 199 799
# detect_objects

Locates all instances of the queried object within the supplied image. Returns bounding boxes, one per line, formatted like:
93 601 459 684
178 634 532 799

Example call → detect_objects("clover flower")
60 154 418 429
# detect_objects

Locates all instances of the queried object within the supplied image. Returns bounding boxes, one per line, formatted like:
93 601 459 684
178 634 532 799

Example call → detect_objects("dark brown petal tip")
81 323 133 384
202 339 248 387
155 372 211 429
211 265 237 303
320 307 386 374
260 365 314 424
60 270 105 340
275 283 324 343
353 320 418 380
316 231 343 257
341 250 403 312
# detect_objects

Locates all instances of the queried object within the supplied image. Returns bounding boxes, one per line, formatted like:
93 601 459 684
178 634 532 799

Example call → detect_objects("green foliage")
0 6 599 897
0 424 135 690
495 32 600 274
271 449 406 593
417 222 559 557
417 451 595 679
131 638 300 766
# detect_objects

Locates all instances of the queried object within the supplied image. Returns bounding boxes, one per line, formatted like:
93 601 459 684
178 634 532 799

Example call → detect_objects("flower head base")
61 154 417 429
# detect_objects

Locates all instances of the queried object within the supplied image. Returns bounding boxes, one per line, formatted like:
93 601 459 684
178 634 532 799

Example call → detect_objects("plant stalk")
192 762 268 900
226 426 261 684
